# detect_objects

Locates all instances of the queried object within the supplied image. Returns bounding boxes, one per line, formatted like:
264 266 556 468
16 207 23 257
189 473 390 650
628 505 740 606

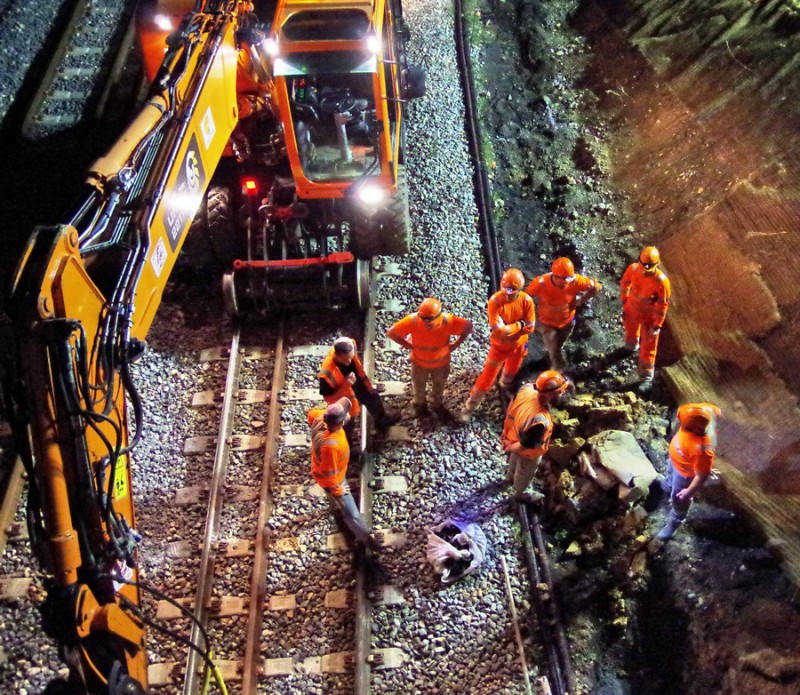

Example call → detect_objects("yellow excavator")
5 0 424 691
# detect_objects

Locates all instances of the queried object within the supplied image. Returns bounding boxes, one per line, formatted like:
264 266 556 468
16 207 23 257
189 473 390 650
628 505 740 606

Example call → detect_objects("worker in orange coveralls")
386 298 473 418
458 269 536 422
308 397 381 551
501 370 572 504
318 337 400 432
620 246 671 384
526 256 602 371
657 402 721 541
235 14 273 121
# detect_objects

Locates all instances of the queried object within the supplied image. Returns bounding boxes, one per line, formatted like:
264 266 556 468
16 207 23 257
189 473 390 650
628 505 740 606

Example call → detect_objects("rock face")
573 0 800 492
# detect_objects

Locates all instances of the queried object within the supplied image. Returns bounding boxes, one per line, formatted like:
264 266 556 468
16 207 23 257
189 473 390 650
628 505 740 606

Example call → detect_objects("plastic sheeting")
426 518 488 585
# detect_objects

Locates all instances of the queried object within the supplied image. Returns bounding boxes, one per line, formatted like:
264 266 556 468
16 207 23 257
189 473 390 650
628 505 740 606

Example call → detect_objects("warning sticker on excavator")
201 106 216 149
114 456 129 500
150 237 167 278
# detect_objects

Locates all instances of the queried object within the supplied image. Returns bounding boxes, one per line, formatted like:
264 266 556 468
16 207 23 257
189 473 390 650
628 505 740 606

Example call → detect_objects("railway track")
453 0 574 687
21 0 135 140
138 306 413 694
0 0 580 692
142 323 278 691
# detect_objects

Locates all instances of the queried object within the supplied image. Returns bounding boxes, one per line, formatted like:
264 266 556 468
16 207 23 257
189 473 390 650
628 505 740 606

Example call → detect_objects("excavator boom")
7 3 255 691
5 0 423 690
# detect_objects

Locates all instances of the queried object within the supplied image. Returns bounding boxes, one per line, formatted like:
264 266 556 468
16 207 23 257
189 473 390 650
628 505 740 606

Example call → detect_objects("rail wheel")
222 271 241 318
353 259 374 310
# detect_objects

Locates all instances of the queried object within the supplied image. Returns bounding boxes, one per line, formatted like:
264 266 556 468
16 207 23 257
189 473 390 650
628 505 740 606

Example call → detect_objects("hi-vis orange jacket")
620 263 671 327
318 348 372 417
526 273 601 329
307 408 350 496
502 384 554 461
387 312 471 369
487 291 536 350
669 403 721 478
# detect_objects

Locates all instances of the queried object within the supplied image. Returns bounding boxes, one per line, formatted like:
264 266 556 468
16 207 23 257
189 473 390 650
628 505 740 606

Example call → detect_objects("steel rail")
354 305 378 694
452 0 576 690
183 326 243 694
524 505 577 695
518 504 568 694
241 320 286 693
453 0 503 289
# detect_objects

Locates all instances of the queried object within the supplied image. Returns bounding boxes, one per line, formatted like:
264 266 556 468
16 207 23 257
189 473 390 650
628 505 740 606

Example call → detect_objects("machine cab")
268 0 413 200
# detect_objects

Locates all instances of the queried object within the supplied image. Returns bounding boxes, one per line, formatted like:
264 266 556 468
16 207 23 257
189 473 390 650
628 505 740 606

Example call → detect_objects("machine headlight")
356 183 386 206
153 14 173 32
366 33 381 55
262 37 280 57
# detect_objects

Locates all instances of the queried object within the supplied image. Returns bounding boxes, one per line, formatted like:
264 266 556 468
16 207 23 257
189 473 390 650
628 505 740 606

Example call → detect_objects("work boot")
514 490 545 505
621 341 638 355
456 408 473 424
637 372 655 393
432 403 452 421
364 534 383 553
375 409 401 432
412 402 429 418
498 376 517 400
656 517 683 541
456 391 485 423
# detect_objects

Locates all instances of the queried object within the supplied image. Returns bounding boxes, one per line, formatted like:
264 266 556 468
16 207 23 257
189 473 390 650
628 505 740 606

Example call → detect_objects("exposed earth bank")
468 0 800 693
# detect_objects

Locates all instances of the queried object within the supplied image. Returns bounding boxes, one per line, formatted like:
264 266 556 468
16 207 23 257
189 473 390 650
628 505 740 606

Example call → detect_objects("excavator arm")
6 2 267 691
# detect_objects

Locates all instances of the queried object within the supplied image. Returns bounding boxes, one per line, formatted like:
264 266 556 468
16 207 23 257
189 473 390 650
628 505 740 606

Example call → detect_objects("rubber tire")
351 165 411 258
179 185 240 274
206 185 240 268
379 165 412 256
179 205 216 272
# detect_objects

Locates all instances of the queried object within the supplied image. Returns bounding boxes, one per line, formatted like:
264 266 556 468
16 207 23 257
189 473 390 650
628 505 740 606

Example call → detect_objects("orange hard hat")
501 268 525 290
677 403 716 433
551 257 575 278
535 370 569 393
639 246 660 266
418 297 442 319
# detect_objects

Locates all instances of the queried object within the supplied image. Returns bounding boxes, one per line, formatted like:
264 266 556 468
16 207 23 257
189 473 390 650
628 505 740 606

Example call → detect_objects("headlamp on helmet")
501 268 525 293
639 246 660 271
551 257 576 281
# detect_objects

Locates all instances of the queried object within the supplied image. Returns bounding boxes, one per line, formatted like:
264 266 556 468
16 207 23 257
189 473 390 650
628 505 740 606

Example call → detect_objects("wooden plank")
268 594 297 611
147 662 181 686
0 576 32 599
0 458 25 555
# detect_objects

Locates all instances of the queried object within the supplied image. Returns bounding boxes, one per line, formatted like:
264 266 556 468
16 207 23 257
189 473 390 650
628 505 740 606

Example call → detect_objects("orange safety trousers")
622 306 660 376
471 342 527 395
